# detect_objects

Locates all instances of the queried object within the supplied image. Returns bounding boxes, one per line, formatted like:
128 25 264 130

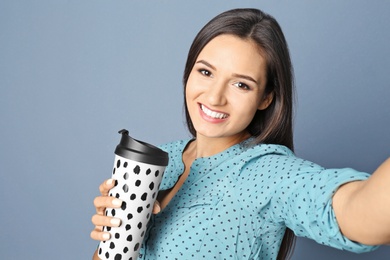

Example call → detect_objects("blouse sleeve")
265 154 379 253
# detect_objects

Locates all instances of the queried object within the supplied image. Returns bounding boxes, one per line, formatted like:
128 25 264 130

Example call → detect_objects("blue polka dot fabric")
137 139 377 259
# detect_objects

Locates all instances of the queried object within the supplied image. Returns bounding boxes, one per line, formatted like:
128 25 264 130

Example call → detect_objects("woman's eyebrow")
232 73 258 84
196 60 216 70
196 59 258 84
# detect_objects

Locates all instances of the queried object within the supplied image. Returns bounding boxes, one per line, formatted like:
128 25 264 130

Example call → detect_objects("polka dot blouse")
137 139 377 259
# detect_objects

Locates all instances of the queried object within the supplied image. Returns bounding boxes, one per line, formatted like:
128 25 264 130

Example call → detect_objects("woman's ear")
258 92 274 110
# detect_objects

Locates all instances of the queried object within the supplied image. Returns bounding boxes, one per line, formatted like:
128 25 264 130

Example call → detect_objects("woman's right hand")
90 179 123 241
90 179 162 242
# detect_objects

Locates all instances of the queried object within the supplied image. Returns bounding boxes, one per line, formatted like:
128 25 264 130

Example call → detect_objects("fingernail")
102 233 110 240
106 179 113 185
110 218 121 226
112 199 122 206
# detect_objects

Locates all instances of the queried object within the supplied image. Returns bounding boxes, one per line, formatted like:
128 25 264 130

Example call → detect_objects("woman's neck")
189 132 250 158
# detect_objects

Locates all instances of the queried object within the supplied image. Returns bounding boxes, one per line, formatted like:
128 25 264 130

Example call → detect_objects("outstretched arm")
333 157 390 245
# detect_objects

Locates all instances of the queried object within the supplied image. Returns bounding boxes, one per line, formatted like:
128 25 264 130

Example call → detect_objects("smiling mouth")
200 104 229 119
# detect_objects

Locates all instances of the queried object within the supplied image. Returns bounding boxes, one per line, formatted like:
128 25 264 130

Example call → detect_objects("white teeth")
201 105 228 119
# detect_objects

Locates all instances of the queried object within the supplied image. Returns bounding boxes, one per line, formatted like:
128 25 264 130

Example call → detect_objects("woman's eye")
199 69 212 77
234 82 250 90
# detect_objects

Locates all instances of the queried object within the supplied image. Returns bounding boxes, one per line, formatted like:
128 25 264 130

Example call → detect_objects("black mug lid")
114 129 169 166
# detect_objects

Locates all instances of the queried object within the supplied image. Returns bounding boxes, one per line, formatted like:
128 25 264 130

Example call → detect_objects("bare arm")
333 157 390 245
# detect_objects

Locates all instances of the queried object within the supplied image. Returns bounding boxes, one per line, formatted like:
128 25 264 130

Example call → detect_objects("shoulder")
238 143 296 165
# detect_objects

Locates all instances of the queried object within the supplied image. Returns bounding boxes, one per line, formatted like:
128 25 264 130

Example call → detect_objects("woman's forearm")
333 157 390 245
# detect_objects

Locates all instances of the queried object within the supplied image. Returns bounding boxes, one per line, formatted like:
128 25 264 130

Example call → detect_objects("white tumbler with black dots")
98 129 169 260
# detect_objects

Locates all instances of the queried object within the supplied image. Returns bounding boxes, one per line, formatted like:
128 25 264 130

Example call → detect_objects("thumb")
153 200 161 214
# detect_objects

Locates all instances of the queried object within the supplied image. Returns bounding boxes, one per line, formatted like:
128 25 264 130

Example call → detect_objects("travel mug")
98 129 169 260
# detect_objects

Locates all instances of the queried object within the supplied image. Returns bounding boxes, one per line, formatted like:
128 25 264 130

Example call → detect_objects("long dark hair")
182 8 296 259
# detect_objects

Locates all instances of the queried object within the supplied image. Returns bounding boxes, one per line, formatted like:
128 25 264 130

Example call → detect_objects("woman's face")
186 34 272 141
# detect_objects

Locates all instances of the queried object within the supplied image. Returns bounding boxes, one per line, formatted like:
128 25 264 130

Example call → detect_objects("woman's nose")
206 80 227 106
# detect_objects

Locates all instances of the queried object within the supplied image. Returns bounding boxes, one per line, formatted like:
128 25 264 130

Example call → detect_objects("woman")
91 8 390 259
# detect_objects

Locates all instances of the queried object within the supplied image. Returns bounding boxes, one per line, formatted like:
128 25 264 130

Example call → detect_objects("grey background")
1 1 389 259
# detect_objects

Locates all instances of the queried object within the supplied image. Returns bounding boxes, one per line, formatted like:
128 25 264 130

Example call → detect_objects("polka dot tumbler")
98 129 168 260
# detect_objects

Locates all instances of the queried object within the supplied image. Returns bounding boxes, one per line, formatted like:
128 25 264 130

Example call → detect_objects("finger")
90 228 111 241
91 214 122 227
153 200 161 214
94 196 123 214
99 179 117 196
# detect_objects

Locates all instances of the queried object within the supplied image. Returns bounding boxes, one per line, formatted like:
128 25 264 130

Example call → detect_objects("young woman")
91 8 390 259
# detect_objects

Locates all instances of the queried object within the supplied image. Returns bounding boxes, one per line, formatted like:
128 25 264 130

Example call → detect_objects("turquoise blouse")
138 139 377 259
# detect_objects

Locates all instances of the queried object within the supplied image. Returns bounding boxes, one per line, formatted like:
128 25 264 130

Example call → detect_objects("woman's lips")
199 104 229 120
